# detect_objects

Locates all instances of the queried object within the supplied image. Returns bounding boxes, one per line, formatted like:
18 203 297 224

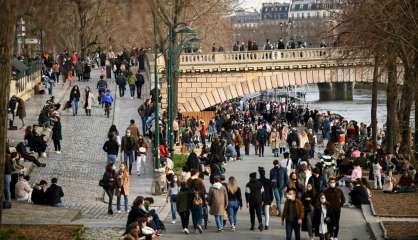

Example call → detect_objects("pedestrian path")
160 145 372 240
7 68 166 229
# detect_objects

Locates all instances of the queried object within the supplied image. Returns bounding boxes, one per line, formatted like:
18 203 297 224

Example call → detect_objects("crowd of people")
226 38 328 53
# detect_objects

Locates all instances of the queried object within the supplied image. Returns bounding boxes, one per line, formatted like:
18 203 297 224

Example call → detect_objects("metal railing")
11 60 42 98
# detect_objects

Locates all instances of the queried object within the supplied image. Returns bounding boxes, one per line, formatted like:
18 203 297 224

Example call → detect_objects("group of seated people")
124 196 164 240
15 174 64 208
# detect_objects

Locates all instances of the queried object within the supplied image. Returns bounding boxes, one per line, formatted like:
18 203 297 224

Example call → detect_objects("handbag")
99 179 106 187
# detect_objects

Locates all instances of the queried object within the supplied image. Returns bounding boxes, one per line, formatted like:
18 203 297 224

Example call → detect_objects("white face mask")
288 195 296 201
330 182 336 188
320 198 326 203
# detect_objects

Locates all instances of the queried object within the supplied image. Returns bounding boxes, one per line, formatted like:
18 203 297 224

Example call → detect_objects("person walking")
116 163 130 213
167 179 179 224
323 176 345 240
51 112 62 154
256 125 268 157
208 175 228 232
101 89 113 118
313 193 334 240
101 164 117 215
282 188 304 240
187 170 206 234
103 133 120 165
127 71 136 99
258 167 273 230
302 183 316 240
136 136 148 176
270 159 288 216
69 85 81 116
270 128 279 157
176 181 192 234
234 130 242 160
16 97 26 129
116 73 127 97
135 71 145 98
226 176 242 231
121 130 136 175
84 87 95 116
245 172 264 231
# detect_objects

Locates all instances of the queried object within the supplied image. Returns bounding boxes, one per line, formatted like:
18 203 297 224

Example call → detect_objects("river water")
299 85 390 127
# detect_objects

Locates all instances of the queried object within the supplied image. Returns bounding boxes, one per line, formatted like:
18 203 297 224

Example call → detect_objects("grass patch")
0 225 84 240
172 153 189 174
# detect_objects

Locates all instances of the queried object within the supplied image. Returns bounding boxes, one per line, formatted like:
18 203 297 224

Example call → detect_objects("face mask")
127 133 131 136
330 183 336 188
288 195 296 201
320 198 326 203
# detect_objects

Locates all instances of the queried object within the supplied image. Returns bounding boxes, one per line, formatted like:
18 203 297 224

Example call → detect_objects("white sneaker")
171 220 176 224
183 228 189 234
117 210 121 213
56 151 61 154
130 97 133 100
42 152 47 158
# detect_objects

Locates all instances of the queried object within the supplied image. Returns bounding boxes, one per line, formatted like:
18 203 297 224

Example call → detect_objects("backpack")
136 73 145 85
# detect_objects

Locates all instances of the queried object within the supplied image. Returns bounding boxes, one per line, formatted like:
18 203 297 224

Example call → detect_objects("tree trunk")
414 50 418 162
371 56 379 150
0 0 16 224
398 65 414 157
385 58 398 153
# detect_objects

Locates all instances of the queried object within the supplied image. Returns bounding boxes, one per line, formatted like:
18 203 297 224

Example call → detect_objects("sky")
239 0 290 11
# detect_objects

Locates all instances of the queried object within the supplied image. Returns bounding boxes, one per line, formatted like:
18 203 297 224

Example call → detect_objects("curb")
379 221 388 239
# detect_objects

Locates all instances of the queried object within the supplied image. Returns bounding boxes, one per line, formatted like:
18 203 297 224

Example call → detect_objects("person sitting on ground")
45 177 64 207
126 196 148 231
144 197 165 231
395 171 416 193
139 216 158 240
383 169 396 193
15 173 32 202
124 222 141 240
349 179 370 207
16 142 46 167
225 141 237 161
31 180 48 205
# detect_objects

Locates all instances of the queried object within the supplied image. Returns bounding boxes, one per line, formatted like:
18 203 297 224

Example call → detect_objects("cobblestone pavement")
9 69 167 229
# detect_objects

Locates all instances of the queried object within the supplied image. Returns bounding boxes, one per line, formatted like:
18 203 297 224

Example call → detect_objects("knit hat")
249 172 257 178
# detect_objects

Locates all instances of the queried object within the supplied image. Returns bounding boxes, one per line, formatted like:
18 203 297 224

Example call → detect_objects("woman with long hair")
116 163 130 213
84 86 95 116
101 164 116 215
226 176 242 231
69 85 80 116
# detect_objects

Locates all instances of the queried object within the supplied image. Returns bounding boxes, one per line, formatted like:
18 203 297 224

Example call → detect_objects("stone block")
206 77 217 83
259 76 266 91
191 92 201 98
193 82 202 88
235 82 244 97
265 76 272 90
212 89 221 104
241 81 249 95
182 82 191 88
247 79 255 94
288 72 296 86
253 78 260 92
229 85 238 98
182 92 192 98
202 82 212 88
337 68 344 82
187 87 197 93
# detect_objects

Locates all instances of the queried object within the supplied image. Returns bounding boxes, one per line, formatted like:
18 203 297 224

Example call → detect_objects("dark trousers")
249 201 262 228
129 85 135 97
119 86 125 97
136 85 142 98
22 153 43 167
244 143 250 155
53 139 61 151
285 220 300 240
235 145 241 159
179 211 190 229
10 173 19 199
105 189 114 213
330 208 341 238
258 141 265 157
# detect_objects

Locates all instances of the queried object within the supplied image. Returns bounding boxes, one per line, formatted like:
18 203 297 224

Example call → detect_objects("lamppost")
153 14 160 171
16 17 26 57
167 23 198 156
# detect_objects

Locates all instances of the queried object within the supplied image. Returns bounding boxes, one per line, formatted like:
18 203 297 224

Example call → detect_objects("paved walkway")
7 69 165 231
160 145 372 240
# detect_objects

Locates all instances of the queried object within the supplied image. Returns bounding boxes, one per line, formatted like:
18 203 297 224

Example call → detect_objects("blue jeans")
54 202 64 208
227 200 239 226
170 200 177 220
273 187 284 212
71 99 79 115
118 86 125 97
191 206 203 228
4 174 11 202
214 215 224 230
107 154 117 165
129 85 135 97
124 151 134 174
117 193 129 211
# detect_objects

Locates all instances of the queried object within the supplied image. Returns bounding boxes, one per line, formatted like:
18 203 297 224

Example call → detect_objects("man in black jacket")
258 167 273 230
245 172 264 231
32 180 47 205
45 178 64 207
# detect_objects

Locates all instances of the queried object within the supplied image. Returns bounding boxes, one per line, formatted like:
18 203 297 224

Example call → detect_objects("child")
372 160 383 190
167 178 179 224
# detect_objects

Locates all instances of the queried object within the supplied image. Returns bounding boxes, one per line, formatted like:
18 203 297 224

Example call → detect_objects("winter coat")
70 89 81 102
126 206 147 230
313 204 334 237
176 188 192 213
85 92 95 110
270 131 279 149
185 152 200 172
245 178 263 204
116 171 130 196
282 199 304 222
258 176 274 204
52 118 62 141
208 182 228 216
270 166 288 190
16 99 26 119
323 187 346 209
227 187 243 207
121 135 136 152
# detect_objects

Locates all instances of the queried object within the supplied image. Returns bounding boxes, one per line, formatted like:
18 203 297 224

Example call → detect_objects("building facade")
261 2 290 20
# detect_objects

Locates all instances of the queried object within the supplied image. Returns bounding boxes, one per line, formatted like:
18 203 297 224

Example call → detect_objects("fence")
10 60 42 100
181 111 215 124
